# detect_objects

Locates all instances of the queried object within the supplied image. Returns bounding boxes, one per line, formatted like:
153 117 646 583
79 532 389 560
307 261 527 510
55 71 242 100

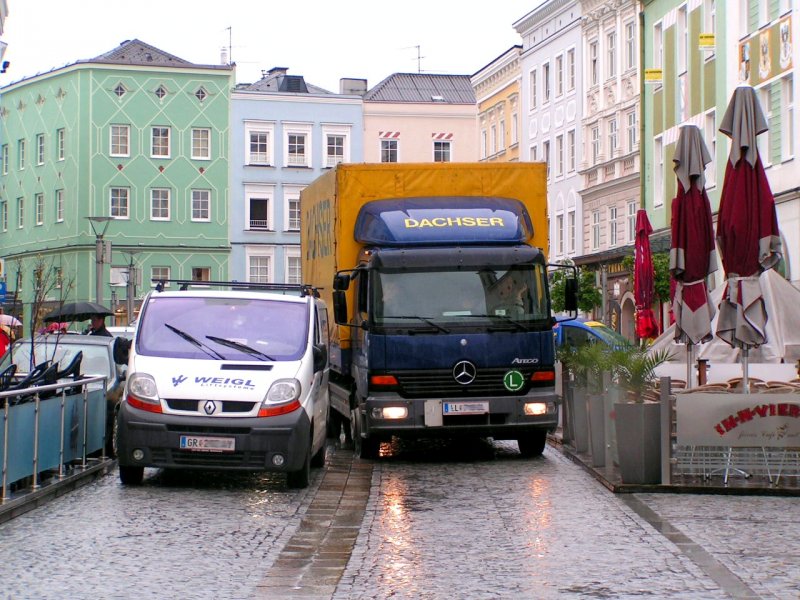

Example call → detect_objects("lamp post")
122 250 140 324
87 216 113 305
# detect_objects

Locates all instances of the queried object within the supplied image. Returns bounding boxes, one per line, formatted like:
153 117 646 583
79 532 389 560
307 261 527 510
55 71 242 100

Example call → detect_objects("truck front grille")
394 367 540 398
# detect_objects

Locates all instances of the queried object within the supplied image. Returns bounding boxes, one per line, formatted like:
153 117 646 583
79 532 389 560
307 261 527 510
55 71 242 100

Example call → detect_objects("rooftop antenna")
415 45 424 73
226 26 232 64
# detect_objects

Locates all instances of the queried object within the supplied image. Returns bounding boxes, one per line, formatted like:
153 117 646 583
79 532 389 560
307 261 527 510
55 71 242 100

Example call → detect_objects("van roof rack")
152 279 320 298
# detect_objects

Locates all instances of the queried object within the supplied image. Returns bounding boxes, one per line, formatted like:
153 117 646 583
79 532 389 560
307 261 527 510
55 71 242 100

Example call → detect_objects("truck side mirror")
333 291 348 325
312 344 327 372
333 273 351 291
564 278 578 313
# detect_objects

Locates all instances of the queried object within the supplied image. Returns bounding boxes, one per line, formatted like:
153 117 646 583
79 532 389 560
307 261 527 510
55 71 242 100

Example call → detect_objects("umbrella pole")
742 347 750 394
686 343 694 389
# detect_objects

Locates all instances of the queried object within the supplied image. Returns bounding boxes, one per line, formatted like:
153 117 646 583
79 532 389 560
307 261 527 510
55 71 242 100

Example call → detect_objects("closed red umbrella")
669 125 718 348
716 86 782 391
634 209 659 340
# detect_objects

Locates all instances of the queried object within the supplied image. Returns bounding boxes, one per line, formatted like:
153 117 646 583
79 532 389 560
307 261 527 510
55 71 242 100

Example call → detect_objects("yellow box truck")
301 163 576 458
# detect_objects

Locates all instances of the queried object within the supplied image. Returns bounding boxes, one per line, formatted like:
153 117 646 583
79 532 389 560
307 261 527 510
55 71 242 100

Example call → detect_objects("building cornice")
514 0 581 33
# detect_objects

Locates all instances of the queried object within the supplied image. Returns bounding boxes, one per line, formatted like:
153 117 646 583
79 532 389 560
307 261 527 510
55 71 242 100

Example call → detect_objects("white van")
115 282 330 488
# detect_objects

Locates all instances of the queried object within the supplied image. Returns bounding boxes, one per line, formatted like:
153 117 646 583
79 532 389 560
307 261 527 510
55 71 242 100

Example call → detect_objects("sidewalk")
550 431 800 496
0 458 115 524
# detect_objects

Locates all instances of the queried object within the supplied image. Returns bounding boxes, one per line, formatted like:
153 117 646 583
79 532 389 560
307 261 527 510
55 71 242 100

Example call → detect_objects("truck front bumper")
361 391 559 440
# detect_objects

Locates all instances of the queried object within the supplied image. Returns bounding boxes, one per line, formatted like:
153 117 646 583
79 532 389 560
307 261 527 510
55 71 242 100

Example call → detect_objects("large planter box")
571 386 590 454
615 401 661 485
587 392 606 467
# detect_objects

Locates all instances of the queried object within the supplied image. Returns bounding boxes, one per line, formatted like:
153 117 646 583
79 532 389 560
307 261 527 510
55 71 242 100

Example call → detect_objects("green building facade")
0 40 233 326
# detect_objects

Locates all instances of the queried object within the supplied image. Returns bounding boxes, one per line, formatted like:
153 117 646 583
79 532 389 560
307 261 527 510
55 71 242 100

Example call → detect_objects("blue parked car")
554 318 630 350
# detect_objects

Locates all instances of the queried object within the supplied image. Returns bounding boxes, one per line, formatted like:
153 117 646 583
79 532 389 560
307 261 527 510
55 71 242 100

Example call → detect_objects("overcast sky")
1 1 541 92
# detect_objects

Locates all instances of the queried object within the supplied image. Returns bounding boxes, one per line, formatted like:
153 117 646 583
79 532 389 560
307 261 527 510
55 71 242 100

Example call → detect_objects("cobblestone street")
1 440 798 599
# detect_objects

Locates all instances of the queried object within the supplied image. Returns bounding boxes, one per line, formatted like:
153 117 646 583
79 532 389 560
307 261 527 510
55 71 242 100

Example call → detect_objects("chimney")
220 46 229 65
340 78 368 96
268 67 288 77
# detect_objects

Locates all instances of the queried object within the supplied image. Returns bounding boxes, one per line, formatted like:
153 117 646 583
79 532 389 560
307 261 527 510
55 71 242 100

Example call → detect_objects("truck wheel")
119 465 144 485
287 446 311 488
517 430 548 458
351 406 380 459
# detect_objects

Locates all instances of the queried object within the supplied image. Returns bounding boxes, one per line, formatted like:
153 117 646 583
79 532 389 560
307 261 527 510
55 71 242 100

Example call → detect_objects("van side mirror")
333 291 348 325
564 278 578 313
312 344 327 372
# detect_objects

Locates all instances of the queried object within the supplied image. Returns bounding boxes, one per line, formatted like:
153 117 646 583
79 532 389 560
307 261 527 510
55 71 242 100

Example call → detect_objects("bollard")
697 359 708 386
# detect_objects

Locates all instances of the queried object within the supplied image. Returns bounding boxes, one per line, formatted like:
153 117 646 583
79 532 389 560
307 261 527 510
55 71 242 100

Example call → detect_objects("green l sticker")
503 370 524 392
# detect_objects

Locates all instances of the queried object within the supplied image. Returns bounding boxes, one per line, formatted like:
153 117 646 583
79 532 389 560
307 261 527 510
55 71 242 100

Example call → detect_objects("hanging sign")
644 69 663 84
699 33 715 51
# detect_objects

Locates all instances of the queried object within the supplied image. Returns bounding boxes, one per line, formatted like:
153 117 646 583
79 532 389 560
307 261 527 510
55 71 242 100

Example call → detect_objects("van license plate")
442 401 489 415
180 435 235 452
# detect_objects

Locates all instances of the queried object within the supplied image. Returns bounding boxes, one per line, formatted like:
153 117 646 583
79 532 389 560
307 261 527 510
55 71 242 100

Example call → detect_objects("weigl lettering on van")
194 376 256 389
404 217 505 228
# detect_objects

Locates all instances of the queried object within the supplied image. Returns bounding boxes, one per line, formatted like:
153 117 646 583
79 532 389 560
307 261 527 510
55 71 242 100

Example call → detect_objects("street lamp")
87 216 113 305
121 250 141 324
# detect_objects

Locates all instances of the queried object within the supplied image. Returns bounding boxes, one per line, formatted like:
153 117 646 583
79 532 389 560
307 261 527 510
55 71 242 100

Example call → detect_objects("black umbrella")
44 301 113 322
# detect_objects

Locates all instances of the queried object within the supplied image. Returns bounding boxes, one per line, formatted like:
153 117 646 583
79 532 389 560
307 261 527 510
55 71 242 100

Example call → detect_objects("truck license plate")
180 435 235 452
443 401 489 415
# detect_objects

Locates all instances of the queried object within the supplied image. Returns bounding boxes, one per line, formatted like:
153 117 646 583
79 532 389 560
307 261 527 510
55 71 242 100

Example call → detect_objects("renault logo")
203 400 218 415
453 360 477 385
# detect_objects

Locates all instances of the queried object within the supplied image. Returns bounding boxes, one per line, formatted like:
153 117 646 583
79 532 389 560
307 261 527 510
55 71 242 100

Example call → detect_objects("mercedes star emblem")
453 360 477 385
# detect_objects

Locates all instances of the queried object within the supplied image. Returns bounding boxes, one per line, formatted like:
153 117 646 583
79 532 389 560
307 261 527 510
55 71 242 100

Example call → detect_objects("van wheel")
287 446 311 488
351 406 380 460
119 465 144 485
517 430 548 458
110 409 120 459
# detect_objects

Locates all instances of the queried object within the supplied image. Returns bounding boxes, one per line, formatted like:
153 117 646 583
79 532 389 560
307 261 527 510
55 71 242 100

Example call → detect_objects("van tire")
119 465 144 485
287 446 311 488
351 406 380 460
517 430 548 458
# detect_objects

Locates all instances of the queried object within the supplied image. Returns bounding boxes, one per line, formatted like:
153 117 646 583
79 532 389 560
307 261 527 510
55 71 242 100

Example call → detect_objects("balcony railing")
249 220 269 230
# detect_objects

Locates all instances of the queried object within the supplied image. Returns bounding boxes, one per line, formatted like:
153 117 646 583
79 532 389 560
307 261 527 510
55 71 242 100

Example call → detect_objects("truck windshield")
137 296 309 361
372 264 551 329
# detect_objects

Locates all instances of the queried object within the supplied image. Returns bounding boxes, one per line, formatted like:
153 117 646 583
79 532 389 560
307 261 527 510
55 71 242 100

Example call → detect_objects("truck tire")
517 430 548 458
287 445 311 488
351 406 380 459
119 465 144 485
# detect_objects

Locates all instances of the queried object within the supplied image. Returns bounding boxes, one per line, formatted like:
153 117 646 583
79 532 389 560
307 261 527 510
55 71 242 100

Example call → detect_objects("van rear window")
137 297 309 361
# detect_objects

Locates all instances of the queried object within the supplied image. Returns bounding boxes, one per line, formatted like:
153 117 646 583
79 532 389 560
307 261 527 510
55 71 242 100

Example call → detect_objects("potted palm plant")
610 344 673 484
570 342 612 463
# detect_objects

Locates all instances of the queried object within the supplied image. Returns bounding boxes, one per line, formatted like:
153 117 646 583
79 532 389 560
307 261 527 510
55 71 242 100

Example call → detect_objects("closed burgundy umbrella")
669 125 718 388
634 209 659 340
716 86 782 391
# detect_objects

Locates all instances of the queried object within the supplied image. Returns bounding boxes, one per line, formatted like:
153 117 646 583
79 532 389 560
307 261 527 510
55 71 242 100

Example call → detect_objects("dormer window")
114 83 127 98
155 85 167 99
195 87 207 102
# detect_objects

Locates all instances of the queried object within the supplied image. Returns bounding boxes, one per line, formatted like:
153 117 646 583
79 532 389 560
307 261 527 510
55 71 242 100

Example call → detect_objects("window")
625 21 636 70
35 193 44 225
530 69 538 109
490 125 497 155
0 201 6 232
654 136 664 207
151 127 170 158
531 144 538 161
191 128 211 160
111 125 129 157
56 189 64 222
555 55 564 97
567 129 576 172
556 214 564 255
758 86 771 166
192 189 211 222
245 121 274 166
249 255 271 283
480 129 487 159
589 41 599 86
57 128 65 161
111 187 130 218
18 139 25 170
543 140 550 180
704 110 717 187
150 188 170 220
114 83 126 98
36 134 45 165
607 32 617 79
609 206 619 247
592 210 601 250
434 140 451 162
285 191 301 231
499 119 505 150
191 267 211 282
556 134 564 177
17 197 24 229
246 184 273 230
381 139 398 163
591 125 600 165
151 266 171 287
782 76 794 161
155 85 168 100
627 111 638 151
287 133 307 166
704 0 716 59
627 201 637 242
567 49 576 91
568 210 576 253
609 118 618 157
677 6 688 74
542 62 551 103
654 22 663 72
286 251 302 284
195 87 207 102
1 144 7 175
511 113 518 145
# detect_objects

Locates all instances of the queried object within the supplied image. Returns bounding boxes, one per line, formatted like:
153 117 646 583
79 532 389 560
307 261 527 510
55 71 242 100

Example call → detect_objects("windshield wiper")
382 315 450 334
165 323 226 360
460 314 528 331
205 335 275 361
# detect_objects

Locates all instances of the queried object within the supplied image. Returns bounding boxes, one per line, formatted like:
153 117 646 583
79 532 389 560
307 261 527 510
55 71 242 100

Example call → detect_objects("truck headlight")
265 379 301 404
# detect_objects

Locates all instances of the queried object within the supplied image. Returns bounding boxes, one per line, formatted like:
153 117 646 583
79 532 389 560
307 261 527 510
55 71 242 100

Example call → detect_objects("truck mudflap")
361 391 558 440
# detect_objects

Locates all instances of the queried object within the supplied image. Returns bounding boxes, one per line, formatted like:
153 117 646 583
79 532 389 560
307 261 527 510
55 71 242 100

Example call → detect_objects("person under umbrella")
669 125 719 386
86 314 113 337
716 86 782 392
